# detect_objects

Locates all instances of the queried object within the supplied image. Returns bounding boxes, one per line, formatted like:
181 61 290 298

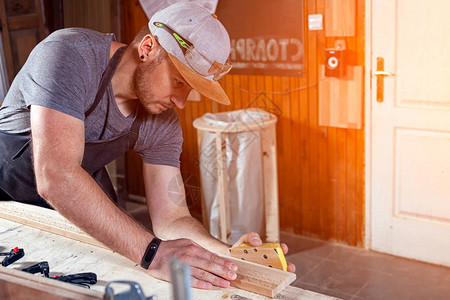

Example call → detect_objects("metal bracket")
104 281 156 300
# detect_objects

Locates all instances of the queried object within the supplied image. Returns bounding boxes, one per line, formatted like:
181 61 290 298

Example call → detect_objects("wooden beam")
223 256 296 298
0 202 295 297
325 0 356 37
0 267 102 300
0 201 333 299
0 201 106 249
318 65 363 129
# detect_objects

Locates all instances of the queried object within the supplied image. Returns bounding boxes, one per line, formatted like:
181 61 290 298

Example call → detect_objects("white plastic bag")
199 109 272 244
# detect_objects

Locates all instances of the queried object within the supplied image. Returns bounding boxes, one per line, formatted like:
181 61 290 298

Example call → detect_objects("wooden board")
0 0 45 83
318 65 363 129
0 202 336 299
0 267 102 300
0 201 105 249
325 0 356 37
225 256 295 298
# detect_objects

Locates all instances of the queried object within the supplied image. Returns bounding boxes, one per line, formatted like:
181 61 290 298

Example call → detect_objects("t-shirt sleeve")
134 109 183 168
19 41 91 121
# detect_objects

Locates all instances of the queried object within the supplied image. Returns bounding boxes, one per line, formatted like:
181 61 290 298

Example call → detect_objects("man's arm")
143 163 297 273
31 105 153 263
31 105 238 289
143 163 229 254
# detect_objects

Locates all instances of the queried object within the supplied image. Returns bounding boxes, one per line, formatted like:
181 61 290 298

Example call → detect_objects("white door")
371 0 450 266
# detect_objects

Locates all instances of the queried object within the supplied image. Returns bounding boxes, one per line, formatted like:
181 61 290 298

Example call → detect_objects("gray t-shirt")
0 28 183 168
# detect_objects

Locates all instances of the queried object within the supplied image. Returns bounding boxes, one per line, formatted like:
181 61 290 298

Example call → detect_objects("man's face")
133 49 192 114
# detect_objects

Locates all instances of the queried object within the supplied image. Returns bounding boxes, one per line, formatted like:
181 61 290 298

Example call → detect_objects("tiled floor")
126 203 450 300
281 231 450 300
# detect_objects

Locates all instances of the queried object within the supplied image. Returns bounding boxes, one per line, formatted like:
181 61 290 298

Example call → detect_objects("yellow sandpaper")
229 243 288 271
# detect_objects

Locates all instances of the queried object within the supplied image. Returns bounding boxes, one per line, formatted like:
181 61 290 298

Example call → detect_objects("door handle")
374 71 395 77
375 57 395 103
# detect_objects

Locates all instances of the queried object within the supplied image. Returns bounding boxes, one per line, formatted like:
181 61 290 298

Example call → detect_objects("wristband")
140 237 161 270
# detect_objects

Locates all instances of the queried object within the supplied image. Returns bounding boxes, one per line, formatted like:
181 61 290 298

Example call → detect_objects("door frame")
364 0 373 250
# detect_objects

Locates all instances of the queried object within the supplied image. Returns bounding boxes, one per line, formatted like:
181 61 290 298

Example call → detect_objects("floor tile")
287 251 324 280
280 232 450 300
355 272 436 300
294 281 357 300
377 254 450 285
281 231 337 259
325 247 392 272
299 259 373 297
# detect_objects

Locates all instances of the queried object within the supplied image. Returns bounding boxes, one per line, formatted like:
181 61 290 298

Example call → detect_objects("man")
0 3 294 288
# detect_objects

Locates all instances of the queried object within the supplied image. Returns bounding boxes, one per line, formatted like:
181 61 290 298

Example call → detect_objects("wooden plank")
328 127 339 240
325 0 356 37
232 74 242 110
0 201 106 249
287 76 301 233
306 0 320 238
356 129 365 247
346 130 357 245
63 0 113 34
215 132 230 243
336 129 347 242
196 128 209 231
224 256 296 298
0 268 102 300
298 75 310 235
275 76 290 239
261 119 280 242
0 202 332 299
7 15 40 30
318 65 363 129
355 0 366 248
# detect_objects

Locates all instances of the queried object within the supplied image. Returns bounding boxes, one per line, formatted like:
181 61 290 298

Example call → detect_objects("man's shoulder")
37 28 115 58
45 28 114 44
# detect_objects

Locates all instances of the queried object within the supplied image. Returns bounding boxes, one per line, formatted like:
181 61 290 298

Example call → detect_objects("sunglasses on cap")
153 22 232 81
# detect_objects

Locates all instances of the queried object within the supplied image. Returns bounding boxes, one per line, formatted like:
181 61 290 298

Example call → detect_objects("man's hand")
232 232 297 273
147 239 238 289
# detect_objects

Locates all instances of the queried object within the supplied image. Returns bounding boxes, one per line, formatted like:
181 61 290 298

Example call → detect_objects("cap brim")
168 53 230 105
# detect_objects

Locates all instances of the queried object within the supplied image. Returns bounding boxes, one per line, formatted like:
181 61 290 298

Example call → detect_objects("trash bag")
198 109 274 244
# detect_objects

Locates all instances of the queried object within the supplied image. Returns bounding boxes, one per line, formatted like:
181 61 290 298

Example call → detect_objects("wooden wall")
122 0 365 247
62 0 121 40
0 0 45 83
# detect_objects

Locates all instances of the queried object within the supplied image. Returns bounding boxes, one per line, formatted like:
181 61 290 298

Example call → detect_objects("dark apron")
0 45 143 208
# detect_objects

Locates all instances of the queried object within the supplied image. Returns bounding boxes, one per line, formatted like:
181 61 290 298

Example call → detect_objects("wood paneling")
62 0 120 39
123 0 365 247
325 0 356 37
0 0 45 83
318 65 363 129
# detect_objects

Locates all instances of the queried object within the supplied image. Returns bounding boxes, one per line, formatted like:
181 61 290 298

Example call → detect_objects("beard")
133 50 171 114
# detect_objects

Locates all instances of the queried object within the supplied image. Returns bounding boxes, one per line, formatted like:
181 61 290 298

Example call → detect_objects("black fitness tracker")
140 237 162 269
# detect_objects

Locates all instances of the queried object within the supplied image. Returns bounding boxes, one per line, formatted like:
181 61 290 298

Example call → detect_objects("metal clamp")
104 281 156 300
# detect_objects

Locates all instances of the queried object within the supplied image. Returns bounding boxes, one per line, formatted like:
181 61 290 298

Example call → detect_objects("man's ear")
138 34 157 61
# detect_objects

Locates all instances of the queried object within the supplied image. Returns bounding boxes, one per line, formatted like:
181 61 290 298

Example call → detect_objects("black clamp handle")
22 261 50 277
53 272 97 285
0 247 24 267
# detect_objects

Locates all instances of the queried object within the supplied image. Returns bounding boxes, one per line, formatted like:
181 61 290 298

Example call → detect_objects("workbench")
0 201 337 299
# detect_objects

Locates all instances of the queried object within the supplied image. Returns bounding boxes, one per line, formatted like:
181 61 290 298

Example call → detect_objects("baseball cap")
149 3 231 105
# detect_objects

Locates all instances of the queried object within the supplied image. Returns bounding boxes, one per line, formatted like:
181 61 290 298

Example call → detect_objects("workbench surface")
0 202 337 299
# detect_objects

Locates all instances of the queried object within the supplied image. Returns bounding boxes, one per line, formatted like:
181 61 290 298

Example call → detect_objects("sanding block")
229 243 288 271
